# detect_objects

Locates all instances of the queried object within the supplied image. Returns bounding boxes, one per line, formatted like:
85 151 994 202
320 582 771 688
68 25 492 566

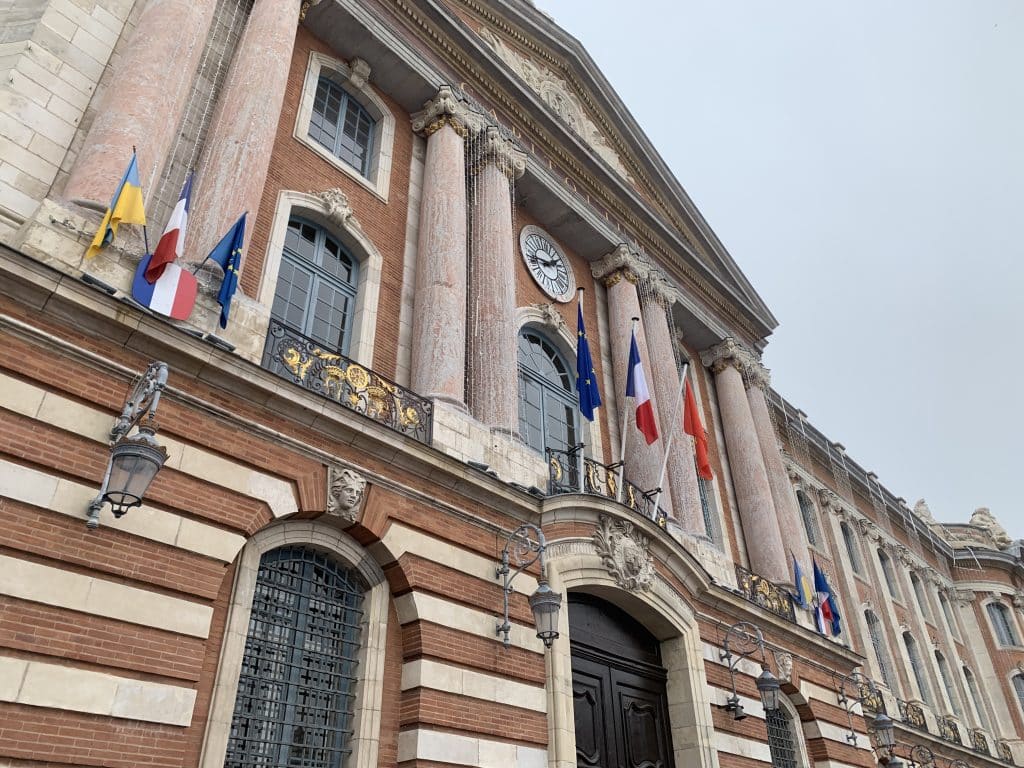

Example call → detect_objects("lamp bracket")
109 361 169 444
496 523 547 649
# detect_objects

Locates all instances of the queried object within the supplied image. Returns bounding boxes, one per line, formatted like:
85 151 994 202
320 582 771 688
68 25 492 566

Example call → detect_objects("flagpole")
651 361 689 514
616 317 639 502
192 209 247 274
132 146 152 256
576 288 586 493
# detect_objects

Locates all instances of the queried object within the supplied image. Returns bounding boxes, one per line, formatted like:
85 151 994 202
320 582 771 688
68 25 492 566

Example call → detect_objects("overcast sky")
538 0 1024 539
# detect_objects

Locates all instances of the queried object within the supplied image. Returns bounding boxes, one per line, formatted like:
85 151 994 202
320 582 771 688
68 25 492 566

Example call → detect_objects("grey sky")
537 0 1024 538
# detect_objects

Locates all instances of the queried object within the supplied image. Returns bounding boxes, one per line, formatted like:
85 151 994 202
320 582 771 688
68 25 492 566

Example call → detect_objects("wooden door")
570 594 675 768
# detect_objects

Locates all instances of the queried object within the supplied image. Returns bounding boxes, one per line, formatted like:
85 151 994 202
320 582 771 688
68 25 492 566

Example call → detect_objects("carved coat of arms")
592 515 655 591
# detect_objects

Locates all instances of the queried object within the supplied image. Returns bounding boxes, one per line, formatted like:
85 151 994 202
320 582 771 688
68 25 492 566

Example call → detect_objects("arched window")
224 546 366 767
309 77 376 177
903 632 933 705
517 328 578 454
934 650 961 716
878 549 900 599
963 666 990 730
796 490 820 546
987 601 1019 646
1013 674 1024 716
939 592 959 639
866 610 896 690
766 698 807 768
840 522 862 574
910 573 931 620
271 219 359 354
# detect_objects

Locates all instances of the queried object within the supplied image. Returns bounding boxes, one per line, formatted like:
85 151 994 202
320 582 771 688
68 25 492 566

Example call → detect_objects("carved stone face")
327 467 366 521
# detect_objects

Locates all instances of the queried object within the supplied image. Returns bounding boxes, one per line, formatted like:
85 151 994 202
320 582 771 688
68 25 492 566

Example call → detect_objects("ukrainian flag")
86 153 146 259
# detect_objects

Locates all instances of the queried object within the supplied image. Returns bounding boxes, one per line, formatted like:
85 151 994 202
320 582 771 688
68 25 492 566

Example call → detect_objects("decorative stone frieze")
591 244 649 286
312 188 363 233
592 515 655 592
774 651 794 683
326 466 367 522
477 124 527 179
411 84 486 138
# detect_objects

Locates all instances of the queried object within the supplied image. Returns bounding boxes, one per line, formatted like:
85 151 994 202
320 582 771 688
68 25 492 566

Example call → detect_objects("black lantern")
497 523 562 650
528 579 563 647
720 621 780 722
871 712 896 752
756 666 782 711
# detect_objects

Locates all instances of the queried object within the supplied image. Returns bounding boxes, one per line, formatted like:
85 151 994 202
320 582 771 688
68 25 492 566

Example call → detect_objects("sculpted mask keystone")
326 466 367 522
592 515 655 592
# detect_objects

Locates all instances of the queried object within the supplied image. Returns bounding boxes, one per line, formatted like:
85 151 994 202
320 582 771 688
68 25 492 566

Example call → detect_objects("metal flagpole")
576 288 586 494
616 317 640 502
132 147 152 257
652 361 689 514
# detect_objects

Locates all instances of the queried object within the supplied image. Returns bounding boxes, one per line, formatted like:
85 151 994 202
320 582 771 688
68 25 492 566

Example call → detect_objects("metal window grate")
697 472 717 543
766 707 798 768
225 546 365 768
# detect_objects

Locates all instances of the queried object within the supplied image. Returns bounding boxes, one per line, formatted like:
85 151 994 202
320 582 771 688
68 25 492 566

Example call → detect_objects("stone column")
187 0 308 261
638 274 700 530
64 0 217 206
468 125 526 430
408 87 483 405
745 361 809 576
700 339 786 584
593 246 673 517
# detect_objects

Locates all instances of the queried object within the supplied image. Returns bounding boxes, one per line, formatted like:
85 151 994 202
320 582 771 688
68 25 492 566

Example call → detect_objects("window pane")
765 707 798 768
308 77 376 178
517 328 579 456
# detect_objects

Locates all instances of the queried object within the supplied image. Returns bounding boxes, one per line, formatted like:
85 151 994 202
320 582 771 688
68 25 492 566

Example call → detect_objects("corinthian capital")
591 244 650 287
411 85 486 138
699 337 758 377
743 360 771 391
477 125 526 179
638 270 681 309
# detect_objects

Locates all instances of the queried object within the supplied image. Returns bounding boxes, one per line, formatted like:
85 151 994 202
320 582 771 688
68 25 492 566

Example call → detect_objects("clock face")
520 225 576 302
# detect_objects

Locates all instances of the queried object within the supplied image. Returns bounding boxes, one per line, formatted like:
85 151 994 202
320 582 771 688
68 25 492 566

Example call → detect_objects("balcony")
897 699 928 732
971 728 990 756
546 447 669 527
262 320 433 444
734 565 797 624
938 715 961 745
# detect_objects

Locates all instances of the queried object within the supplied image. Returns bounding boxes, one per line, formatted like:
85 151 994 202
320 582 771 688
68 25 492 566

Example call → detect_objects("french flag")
131 175 197 320
626 329 659 444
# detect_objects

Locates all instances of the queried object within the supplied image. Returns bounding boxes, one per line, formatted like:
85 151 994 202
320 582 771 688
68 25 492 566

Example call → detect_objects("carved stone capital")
299 0 323 22
592 515 655 592
326 465 367 523
817 488 843 513
743 360 771 392
591 244 649 286
411 85 486 138
638 271 681 309
477 124 526 179
312 188 363 233
699 337 758 377
773 651 794 683
858 517 881 542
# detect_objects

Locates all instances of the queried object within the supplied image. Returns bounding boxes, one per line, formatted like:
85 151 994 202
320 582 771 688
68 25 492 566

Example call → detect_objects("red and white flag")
145 173 192 282
683 379 714 480
626 329 658 444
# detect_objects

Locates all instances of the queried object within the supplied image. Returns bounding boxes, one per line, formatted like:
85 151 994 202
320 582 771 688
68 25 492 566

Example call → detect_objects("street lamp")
86 362 169 529
496 523 562 649
719 621 781 720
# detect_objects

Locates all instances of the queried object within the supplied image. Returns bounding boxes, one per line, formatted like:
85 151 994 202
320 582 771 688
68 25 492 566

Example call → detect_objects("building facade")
0 1 1021 767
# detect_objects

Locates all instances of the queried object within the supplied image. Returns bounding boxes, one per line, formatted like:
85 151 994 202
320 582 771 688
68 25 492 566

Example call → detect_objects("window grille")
225 546 365 768
697 473 717 543
935 651 962 716
987 602 1019 646
310 78 375 177
841 522 862 574
903 633 933 706
517 329 578 455
866 611 896 690
766 706 799 768
796 491 820 546
964 666 991 731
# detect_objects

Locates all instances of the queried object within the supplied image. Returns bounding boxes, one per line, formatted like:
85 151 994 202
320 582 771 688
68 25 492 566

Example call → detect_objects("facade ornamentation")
591 243 649 286
477 27 633 180
742 360 771 392
326 466 367 522
531 302 567 334
638 271 681 309
699 337 758 378
970 507 1013 550
299 0 323 22
1013 591 1024 611
347 57 371 90
312 188 363 233
411 84 486 138
478 124 527 179
773 651 793 683
592 515 656 591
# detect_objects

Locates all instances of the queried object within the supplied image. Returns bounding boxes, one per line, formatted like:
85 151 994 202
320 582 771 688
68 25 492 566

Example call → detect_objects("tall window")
866 610 896 690
766 702 800 768
272 219 359 353
840 522 862 574
796 490 820 546
934 650 961 716
903 632 933 705
1013 674 1024 716
309 77 375 177
963 666 990 730
987 602 1019 646
910 573 931 620
225 546 365 768
517 328 578 454
878 549 900 599
939 593 959 639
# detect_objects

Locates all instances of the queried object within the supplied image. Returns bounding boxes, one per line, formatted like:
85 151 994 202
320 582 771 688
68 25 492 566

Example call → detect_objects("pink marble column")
594 246 674 517
468 126 526 429
187 0 302 261
700 339 786 584
64 0 217 206
408 87 482 405
639 276 702 532
746 362 810 579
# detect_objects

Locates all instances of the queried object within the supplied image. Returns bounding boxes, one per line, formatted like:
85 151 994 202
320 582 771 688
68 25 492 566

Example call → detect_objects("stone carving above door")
593 515 655 592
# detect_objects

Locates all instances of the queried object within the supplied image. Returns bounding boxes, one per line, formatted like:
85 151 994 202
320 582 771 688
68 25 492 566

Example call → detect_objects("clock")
520 225 575 303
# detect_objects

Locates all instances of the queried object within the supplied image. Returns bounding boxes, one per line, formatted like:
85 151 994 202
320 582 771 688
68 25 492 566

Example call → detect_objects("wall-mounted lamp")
496 523 562 650
719 621 781 720
880 742 969 768
836 670 887 746
86 362 169 530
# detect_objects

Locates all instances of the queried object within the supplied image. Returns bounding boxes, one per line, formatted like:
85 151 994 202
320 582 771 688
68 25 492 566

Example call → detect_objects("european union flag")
206 212 246 329
576 301 601 420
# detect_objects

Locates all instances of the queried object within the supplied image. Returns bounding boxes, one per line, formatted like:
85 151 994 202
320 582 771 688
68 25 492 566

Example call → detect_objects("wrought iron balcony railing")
546 448 668 527
998 740 1014 764
897 699 928 732
971 728 990 756
938 716 961 745
734 565 797 624
262 320 433 444
859 682 886 714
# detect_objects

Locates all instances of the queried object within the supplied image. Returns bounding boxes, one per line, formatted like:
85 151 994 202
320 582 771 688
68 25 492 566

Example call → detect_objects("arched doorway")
570 593 675 768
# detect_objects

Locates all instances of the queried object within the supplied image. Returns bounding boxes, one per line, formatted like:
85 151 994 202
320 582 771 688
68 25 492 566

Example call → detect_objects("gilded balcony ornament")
997 740 1013 763
735 565 797 624
971 728 990 755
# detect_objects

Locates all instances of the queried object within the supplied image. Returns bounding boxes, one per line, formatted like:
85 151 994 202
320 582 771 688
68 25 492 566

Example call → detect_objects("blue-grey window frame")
309 76 376 178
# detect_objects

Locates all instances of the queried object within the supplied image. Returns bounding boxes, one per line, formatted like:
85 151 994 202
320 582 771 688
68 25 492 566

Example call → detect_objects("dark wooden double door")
570 594 675 768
